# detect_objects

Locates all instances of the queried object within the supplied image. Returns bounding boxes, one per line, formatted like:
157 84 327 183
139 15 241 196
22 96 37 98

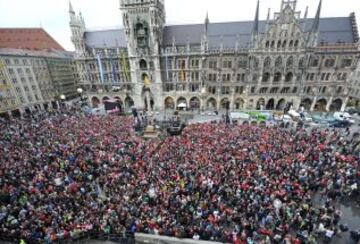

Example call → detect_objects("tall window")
263 57 271 68
209 60 217 69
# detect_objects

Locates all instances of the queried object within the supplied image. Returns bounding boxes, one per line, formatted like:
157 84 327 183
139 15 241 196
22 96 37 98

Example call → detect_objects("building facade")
71 0 360 112
0 48 77 117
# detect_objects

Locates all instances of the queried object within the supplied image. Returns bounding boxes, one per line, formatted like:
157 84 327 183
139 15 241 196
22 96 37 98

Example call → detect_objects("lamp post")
77 88 84 107
60 94 66 109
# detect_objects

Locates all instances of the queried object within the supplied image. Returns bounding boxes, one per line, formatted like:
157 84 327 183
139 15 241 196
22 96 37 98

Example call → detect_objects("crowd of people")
0 111 359 243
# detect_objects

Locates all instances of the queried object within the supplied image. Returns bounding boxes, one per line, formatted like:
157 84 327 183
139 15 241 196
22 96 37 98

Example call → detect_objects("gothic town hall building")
70 0 360 112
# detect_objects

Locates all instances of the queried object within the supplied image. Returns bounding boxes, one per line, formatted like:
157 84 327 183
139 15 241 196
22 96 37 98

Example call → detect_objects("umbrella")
177 103 187 108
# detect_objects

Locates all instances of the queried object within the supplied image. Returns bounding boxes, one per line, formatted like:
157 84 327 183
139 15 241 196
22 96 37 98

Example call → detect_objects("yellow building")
0 59 19 117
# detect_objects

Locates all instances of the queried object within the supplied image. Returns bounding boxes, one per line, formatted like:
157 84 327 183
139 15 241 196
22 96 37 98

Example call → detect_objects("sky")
0 0 359 51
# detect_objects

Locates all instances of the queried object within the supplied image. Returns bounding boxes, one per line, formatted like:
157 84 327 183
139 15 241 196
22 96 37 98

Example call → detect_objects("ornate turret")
307 0 322 46
69 1 86 57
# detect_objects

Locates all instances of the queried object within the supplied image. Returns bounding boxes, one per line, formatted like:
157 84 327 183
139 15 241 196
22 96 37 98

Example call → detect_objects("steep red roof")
0 28 65 51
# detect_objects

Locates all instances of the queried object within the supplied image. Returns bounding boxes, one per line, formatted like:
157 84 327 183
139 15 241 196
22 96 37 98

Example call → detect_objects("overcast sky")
0 0 359 51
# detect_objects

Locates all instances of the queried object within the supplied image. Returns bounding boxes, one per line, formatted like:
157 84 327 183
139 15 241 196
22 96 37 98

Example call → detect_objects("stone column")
341 97 349 112
325 97 333 112
310 97 317 112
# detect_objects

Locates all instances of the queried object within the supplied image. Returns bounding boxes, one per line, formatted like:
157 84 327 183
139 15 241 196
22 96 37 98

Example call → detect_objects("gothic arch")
329 98 343 112
262 72 271 82
289 40 294 48
263 57 271 68
113 96 123 105
124 96 134 108
275 56 283 68
256 98 265 110
91 96 101 108
164 96 175 109
301 98 312 110
139 59 147 70
234 98 245 110
276 99 286 110
220 97 230 109
189 97 201 109
177 97 187 108
286 56 294 68
206 97 217 109
266 98 275 110
271 40 275 48
314 98 327 112
294 40 299 48
285 72 293 82
102 96 110 103
274 72 282 82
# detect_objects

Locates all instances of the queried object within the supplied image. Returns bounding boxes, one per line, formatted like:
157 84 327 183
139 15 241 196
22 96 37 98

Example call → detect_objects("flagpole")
97 53 104 83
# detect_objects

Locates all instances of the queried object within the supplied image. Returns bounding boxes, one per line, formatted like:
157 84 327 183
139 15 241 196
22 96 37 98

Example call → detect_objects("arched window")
286 56 294 68
139 59 147 69
274 72 282 82
275 57 283 68
294 40 299 48
298 57 304 68
285 72 293 82
310 56 319 67
277 40 282 48
289 40 294 48
265 41 270 48
282 40 287 48
271 41 275 48
262 72 270 82
263 57 271 68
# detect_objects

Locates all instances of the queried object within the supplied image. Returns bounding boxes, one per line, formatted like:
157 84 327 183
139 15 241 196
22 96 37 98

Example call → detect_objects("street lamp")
60 94 66 109
77 88 85 107
77 88 83 94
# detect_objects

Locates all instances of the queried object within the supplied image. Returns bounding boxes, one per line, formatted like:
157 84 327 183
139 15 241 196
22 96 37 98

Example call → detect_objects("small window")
341 59 352 68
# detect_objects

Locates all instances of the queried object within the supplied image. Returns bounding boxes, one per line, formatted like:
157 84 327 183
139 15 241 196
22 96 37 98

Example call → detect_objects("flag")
180 60 186 82
165 53 169 81
120 50 130 82
97 53 104 83
111 58 117 83
144 75 152 86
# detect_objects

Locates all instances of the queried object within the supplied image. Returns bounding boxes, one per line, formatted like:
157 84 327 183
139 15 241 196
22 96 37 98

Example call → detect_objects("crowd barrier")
0 231 135 244
135 233 223 244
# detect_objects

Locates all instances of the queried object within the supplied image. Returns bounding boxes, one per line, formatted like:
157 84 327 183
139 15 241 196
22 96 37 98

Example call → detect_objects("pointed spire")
69 0 74 13
302 6 309 30
304 6 308 19
312 0 322 33
204 12 209 34
267 8 271 22
253 0 260 35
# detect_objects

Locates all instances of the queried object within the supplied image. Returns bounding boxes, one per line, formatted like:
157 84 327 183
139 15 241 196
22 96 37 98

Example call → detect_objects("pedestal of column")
143 111 159 138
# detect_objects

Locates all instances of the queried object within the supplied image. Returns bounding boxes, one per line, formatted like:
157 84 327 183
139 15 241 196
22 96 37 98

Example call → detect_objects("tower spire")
204 12 209 34
69 0 74 13
304 6 308 19
311 0 322 33
252 0 260 35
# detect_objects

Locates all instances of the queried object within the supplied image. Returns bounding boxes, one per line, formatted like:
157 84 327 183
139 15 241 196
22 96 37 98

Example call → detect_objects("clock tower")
120 0 166 110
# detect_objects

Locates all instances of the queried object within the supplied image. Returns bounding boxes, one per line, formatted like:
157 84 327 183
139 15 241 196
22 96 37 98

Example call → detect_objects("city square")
0 0 360 243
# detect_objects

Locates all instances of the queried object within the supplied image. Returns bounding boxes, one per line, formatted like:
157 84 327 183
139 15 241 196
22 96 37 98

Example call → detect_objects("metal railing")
0 231 135 244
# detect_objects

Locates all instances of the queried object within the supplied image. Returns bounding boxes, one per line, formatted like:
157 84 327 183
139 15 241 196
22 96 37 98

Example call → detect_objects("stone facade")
0 48 77 117
70 0 360 112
